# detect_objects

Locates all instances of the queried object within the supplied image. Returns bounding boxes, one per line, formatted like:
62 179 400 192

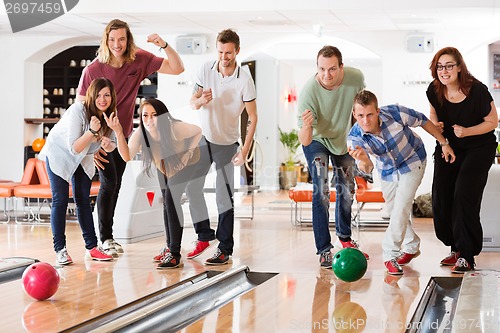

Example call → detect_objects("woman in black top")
427 46 498 273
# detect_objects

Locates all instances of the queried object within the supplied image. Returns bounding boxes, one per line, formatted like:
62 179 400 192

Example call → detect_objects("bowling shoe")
153 246 170 262
384 259 403 275
319 251 333 270
102 239 119 258
205 248 232 265
338 239 370 260
440 251 460 266
187 240 215 259
86 246 113 261
396 250 421 266
451 258 474 274
56 247 73 265
157 253 183 269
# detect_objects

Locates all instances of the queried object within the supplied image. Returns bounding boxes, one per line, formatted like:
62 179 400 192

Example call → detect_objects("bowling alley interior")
1 1 500 332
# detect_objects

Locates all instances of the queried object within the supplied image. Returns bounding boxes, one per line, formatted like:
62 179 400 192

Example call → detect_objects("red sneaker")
187 240 214 259
86 247 113 261
396 250 421 266
440 251 459 266
385 259 403 275
153 247 170 262
339 239 370 260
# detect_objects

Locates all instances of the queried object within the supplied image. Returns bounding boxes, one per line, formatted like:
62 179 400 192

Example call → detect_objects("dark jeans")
432 143 496 265
185 136 237 255
302 141 356 254
96 148 127 243
46 158 98 252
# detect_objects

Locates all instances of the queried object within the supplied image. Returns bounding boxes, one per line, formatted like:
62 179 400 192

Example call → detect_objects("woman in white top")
105 98 202 269
39 78 117 265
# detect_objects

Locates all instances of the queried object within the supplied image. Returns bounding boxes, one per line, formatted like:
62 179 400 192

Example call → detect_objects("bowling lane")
181 270 432 333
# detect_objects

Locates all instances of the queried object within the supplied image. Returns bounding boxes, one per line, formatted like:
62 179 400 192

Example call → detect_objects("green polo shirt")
298 67 365 155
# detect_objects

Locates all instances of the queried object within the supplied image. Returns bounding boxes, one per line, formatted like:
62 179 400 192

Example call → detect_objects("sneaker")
86 246 113 261
338 239 370 260
205 248 232 265
319 251 333 270
440 251 460 266
397 250 421 266
157 253 183 269
113 240 124 254
153 247 170 262
102 239 118 258
452 258 473 274
187 240 214 259
385 259 404 275
56 247 73 265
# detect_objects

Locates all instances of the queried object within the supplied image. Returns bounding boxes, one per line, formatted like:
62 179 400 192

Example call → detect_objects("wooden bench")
289 177 387 228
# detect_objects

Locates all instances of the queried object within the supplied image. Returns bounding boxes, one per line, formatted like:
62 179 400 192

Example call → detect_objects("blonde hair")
97 19 137 64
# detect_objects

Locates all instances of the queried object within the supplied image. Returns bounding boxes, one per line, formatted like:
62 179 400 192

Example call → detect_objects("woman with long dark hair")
105 98 201 269
39 78 117 265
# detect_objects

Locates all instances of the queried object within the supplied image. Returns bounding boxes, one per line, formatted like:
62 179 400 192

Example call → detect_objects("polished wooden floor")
1 191 499 333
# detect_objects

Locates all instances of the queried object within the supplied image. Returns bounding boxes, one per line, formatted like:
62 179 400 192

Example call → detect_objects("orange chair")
288 184 336 226
352 176 387 228
0 159 38 223
13 159 100 224
288 176 387 228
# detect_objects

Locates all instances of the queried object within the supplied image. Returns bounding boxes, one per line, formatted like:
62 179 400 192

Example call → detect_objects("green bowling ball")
332 248 367 282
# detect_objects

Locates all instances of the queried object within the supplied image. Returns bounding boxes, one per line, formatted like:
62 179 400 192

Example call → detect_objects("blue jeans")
46 158 98 252
185 137 237 255
302 141 356 254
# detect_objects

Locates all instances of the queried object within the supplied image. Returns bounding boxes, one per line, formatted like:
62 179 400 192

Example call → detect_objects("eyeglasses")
436 63 457 71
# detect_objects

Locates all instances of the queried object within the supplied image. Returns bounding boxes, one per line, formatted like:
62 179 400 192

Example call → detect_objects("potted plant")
278 127 301 189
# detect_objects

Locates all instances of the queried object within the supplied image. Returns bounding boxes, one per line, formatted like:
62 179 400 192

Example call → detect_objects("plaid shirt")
348 104 428 182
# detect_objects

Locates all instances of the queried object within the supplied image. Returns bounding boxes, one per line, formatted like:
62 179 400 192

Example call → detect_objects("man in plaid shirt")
348 90 455 275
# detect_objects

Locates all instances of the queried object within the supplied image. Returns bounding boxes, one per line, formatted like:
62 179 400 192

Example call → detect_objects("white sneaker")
112 240 124 254
56 247 73 265
102 239 118 258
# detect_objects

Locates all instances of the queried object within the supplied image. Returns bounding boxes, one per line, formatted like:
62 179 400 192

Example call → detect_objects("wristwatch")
440 138 449 147
89 128 99 137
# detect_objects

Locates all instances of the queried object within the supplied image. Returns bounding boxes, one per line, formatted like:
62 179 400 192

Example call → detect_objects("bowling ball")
332 248 367 282
22 262 60 301
32 138 46 152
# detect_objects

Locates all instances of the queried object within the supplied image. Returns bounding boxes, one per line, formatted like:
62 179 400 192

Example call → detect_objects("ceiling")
2 0 500 38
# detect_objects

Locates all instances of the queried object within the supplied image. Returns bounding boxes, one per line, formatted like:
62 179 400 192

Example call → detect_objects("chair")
352 176 387 228
0 159 39 223
288 177 387 228
13 159 100 224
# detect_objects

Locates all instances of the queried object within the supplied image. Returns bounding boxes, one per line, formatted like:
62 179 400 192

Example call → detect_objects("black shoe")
451 257 473 274
319 251 333 270
205 248 232 265
157 253 183 269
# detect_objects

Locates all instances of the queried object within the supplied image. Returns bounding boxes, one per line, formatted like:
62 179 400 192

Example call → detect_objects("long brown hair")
97 19 137 64
83 78 116 137
429 47 477 106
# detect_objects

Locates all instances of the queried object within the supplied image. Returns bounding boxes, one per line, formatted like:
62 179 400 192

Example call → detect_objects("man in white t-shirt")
186 29 258 265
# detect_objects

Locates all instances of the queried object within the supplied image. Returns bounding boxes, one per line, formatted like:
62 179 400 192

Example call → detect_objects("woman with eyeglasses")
426 46 498 273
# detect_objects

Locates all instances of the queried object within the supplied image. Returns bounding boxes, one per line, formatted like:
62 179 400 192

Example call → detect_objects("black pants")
96 149 127 243
432 143 496 265
156 162 196 257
